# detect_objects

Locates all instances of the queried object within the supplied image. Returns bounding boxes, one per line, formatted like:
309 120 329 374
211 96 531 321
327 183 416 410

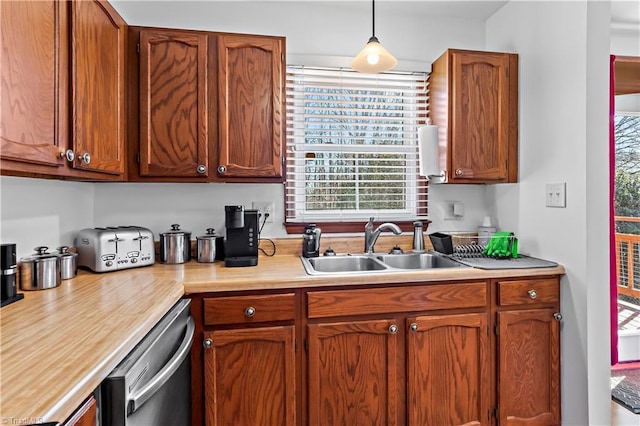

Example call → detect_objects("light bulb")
367 53 380 65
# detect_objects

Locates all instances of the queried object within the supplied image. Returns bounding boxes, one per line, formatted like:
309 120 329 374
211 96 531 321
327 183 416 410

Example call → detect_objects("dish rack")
429 231 517 258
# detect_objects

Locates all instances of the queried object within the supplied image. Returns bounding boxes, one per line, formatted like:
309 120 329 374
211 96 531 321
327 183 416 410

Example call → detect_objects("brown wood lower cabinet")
497 309 561 425
203 326 296 426
307 318 400 425
192 275 561 426
407 313 490 426
62 396 97 426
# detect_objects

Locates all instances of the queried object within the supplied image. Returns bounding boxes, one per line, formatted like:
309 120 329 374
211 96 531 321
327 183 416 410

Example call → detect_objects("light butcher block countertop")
1 248 565 424
0 268 184 425
161 254 565 294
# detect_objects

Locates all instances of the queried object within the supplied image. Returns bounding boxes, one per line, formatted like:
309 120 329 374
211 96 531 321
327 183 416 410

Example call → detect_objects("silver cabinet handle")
197 165 206 174
217 165 227 174
60 150 75 162
410 323 418 332
455 168 463 176
129 317 195 414
203 338 213 349
389 324 398 334
78 153 91 164
245 306 256 318
554 312 563 321
528 289 537 299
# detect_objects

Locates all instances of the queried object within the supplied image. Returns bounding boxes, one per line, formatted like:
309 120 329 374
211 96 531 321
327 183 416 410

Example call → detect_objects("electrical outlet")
443 201 464 220
545 183 566 208
252 201 274 223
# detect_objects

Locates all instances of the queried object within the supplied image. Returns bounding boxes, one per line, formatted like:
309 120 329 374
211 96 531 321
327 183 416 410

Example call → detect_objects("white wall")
486 1 612 424
1 1 496 253
0 177 94 258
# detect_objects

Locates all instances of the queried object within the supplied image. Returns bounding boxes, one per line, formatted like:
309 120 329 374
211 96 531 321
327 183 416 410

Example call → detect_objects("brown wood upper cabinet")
1 0 126 180
217 34 285 180
429 49 518 183
71 0 126 177
129 28 285 182
137 28 210 178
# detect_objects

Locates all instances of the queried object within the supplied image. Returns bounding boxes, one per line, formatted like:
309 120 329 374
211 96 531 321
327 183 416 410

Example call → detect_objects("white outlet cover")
545 183 566 208
252 201 274 223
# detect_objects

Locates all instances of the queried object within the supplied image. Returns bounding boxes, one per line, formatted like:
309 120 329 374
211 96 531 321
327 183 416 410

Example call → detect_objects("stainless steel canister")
56 246 77 280
19 246 61 290
159 224 192 264
196 228 221 263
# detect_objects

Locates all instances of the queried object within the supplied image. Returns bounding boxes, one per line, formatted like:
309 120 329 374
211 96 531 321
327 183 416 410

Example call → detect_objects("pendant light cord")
371 0 376 38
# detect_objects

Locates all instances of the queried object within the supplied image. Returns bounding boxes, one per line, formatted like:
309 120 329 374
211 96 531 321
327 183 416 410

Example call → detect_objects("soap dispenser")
412 221 425 253
302 224 321 258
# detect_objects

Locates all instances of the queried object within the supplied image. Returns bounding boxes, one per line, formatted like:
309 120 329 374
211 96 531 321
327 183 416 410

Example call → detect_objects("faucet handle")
366 217 375 228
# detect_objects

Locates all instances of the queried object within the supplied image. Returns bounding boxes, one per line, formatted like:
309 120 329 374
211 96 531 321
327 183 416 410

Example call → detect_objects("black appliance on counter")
224 206 259 267
1 243 23 307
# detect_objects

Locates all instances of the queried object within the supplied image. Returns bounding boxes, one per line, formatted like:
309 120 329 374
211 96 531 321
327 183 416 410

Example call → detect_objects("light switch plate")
545 183 566 208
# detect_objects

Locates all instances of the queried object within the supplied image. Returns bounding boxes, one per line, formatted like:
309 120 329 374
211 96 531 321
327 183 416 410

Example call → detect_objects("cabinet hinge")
494 323 499 335
304 339 308 352
137 43 140 54
294 339 298 352
136 152 140 164
494 407 499 421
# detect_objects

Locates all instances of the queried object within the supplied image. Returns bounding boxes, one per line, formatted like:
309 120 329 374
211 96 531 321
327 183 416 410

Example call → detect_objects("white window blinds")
285 66 429 223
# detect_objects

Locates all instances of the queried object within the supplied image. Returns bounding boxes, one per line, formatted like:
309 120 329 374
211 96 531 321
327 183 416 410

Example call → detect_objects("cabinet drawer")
497 278 559 306
204 293 295 325
307 282 487 319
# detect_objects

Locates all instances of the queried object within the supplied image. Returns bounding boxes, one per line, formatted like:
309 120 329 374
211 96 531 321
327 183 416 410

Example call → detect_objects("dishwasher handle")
128 316 195 414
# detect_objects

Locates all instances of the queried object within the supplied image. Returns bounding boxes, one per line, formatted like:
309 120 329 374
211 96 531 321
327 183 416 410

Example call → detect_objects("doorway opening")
611 55 640 365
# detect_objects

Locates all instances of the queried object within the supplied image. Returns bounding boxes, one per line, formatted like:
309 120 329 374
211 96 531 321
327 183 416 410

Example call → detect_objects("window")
285 66 429 232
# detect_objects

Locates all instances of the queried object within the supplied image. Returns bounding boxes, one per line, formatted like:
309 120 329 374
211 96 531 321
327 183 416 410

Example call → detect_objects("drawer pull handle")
389 324 398 334
245 306 256 317
197 164 207 174
218 165 227 174
410 323 418 332
528 289 537 299
554 312 563 321
203 338 212 349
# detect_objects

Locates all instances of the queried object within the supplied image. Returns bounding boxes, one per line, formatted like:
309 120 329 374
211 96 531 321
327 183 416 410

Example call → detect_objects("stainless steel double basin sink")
300 251 470 275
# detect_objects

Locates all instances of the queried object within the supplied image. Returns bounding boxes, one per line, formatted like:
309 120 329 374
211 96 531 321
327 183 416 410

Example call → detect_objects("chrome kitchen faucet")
364 217 402 253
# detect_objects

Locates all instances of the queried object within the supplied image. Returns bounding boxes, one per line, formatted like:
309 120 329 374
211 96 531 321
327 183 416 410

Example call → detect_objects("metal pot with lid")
159 224 192 264
56 246 77 280
196 228 223 263
19 246 61 291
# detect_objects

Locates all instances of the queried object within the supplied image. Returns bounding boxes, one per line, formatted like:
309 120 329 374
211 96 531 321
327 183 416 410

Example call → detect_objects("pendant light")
351 0 397 74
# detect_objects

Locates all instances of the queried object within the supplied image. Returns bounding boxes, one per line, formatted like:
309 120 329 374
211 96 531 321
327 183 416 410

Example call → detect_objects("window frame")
284 66 429 234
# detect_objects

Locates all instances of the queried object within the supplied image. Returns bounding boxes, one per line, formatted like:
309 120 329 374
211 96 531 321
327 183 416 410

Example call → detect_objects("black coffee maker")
224 206 259 267
1 243 23 307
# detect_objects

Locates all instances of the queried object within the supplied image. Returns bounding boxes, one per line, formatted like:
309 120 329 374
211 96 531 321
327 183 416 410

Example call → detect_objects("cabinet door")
497 309 561 425
449 51 514 182
307 319 400 426
217 34 284 179
71 0 125 176
204 326 296 426
1 0 67 169
407 313 491 426
62 396 97 426
139 29 209 178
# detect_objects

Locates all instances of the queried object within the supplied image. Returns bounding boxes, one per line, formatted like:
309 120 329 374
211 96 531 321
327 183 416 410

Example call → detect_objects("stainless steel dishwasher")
100 299 194 426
